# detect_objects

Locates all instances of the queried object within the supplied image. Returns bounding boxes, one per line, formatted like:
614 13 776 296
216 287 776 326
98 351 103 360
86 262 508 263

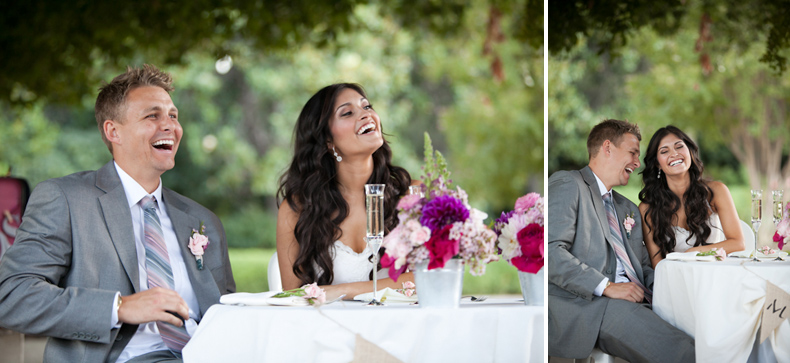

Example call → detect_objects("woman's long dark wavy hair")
638 125 715 259
277 83 411 286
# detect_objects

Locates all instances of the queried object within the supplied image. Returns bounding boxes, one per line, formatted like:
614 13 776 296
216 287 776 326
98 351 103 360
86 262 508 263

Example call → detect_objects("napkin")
220 291 278 305
354 288 417 303
219 291 310 306
665 251 716 262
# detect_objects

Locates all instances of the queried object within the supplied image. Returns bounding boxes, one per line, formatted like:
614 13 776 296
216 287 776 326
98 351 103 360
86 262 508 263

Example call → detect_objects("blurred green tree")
1 0 543 248
549 0 790 73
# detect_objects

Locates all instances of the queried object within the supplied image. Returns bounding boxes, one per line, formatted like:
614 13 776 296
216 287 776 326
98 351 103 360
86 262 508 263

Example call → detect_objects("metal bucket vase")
518 267 544 306
414 259 464 308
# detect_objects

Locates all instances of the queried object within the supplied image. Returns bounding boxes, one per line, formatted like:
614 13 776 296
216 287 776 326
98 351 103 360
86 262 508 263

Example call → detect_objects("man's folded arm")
0 181 117 344
548 172 607 300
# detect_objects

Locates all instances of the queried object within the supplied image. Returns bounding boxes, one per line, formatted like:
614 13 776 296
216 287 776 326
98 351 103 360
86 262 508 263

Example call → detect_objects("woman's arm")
276 199 306 291
639 202 664 269
686 181 745 254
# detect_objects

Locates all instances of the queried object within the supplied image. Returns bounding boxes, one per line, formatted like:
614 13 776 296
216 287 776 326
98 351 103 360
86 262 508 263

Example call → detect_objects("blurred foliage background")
548 0 790 245
0 0 543 292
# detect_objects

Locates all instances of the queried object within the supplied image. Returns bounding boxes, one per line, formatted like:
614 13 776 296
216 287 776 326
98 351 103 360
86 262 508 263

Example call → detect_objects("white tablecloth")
182 299 543 362
654 259 790 363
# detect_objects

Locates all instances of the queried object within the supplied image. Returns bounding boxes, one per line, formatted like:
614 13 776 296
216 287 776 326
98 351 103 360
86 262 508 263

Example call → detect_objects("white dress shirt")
591 171 630 297
111 162 199 362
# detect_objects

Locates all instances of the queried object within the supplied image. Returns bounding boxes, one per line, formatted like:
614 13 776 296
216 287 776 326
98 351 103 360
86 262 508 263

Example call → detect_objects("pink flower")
382 253 408 281
425 225 460 270
302 283 326 306
188 233 209 256
515 193 541 213
398 194 422 211
512 223 544 273
713 248 726 261
403 289 415 297
403 281 415 289
774 218 790 249
623 216 635 237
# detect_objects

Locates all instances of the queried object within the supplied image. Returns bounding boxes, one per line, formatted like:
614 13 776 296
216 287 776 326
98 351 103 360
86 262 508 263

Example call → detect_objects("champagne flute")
408 185 424 197
364 184 385 306
751 189 762 244
773 190 784 226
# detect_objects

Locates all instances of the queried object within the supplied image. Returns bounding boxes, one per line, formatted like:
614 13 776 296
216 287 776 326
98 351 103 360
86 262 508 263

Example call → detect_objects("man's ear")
602 140 612 156
104 120 121 145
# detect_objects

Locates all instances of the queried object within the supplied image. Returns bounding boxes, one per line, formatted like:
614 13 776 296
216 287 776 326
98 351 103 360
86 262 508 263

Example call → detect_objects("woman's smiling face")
328 88 383 158
657 132 692 176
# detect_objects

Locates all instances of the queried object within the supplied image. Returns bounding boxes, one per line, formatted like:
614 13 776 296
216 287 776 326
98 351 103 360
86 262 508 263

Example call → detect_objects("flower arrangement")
188 222 209 270
773 204 790 250
381 134 499 280
272 283 327 306
696 247 726 261
493 192 544 274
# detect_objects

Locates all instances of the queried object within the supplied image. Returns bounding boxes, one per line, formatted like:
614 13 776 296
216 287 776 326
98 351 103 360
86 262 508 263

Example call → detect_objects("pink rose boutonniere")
623 213 636 238
188 222 210 270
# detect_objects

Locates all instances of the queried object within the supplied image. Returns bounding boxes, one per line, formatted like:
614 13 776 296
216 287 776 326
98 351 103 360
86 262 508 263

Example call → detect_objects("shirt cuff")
594 277 609 297
111 292 122 328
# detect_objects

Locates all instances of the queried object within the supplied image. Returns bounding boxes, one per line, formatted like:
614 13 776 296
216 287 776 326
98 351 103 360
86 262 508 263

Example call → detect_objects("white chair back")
268 251 282 292
739 219 755 252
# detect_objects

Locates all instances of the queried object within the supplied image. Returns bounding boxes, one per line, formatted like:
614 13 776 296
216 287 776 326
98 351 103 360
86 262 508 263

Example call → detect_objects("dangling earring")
657 169 662 179
333 146 342 162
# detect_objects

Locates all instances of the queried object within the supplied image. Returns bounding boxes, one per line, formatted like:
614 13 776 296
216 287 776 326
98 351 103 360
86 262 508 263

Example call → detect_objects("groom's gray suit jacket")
0 161 235 362
547 166 653 358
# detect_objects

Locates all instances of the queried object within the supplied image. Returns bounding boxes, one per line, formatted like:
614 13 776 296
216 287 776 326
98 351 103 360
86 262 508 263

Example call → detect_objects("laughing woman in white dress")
638 126 744 269
276 83 414 300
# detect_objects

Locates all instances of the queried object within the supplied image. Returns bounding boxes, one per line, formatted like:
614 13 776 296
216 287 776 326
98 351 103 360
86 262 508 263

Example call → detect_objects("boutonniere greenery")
188 222 209 270
623 213 635 238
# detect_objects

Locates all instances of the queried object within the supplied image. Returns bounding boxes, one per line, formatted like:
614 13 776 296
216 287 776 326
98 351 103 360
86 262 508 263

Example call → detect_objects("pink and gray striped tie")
141 196 190 352
602 193 652 303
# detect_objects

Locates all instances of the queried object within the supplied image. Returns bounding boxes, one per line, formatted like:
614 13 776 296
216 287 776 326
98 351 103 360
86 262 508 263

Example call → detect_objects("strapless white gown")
328 240 375 284
672 213 725 252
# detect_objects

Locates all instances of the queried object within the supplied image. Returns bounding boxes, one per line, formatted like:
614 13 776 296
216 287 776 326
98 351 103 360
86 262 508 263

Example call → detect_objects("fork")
326 294 346 304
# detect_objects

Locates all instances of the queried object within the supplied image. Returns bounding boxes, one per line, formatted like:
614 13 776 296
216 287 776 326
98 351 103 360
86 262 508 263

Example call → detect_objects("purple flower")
493 210 516 235
420 195 469 232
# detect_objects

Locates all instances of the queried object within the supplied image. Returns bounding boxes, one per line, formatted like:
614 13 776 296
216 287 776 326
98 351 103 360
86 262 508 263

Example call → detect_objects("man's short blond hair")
94 64 174 153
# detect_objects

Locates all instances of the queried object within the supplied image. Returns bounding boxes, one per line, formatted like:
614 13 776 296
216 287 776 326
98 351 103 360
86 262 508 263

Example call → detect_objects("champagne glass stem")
372 253 378 301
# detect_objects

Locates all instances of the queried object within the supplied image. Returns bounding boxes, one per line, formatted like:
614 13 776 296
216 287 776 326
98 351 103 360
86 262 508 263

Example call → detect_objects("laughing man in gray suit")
0 65 235 362
548 119 694 362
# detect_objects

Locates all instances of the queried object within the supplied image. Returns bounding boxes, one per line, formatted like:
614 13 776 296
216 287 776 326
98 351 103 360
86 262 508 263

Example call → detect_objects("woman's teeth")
357 123 375 135
669 160 682 167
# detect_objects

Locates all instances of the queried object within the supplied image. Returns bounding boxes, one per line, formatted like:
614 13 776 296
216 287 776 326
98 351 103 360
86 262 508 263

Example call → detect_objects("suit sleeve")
0 180 116 343
547 172 607 300
211 214 235 294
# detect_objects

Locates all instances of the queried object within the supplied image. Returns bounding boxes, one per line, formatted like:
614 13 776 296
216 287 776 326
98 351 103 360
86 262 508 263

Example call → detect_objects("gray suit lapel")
96 162 140 292
163 189 220 318
580 167 617 244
